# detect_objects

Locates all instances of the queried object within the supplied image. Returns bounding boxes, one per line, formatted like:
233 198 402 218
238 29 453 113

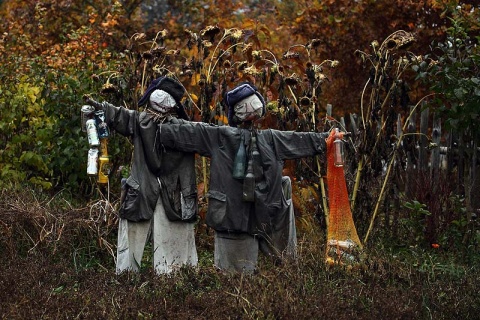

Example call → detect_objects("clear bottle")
232 131 247 179
333 128 345 167
242 159 255 202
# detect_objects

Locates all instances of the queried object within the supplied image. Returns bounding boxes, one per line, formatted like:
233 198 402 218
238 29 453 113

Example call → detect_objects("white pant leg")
152 196 198 274
214 232 258 273
116 218 151 274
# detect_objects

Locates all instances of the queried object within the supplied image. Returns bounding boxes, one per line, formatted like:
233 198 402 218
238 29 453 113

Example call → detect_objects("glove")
83 94 103 110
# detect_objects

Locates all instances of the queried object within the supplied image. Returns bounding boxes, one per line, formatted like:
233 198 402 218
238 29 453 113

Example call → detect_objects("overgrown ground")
1 186 479 319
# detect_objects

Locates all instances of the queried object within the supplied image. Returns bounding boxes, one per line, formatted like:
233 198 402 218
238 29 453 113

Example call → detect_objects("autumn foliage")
0 0 476 191
1 1 479 318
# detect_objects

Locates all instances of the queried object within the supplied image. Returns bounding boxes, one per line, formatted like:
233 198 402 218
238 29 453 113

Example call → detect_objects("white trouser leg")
116 218 151 274
214 232 258 273
152 196 198 274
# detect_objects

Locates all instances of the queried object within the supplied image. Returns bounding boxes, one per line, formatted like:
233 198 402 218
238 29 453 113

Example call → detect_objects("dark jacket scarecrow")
159 83 328 236
93 77 198 222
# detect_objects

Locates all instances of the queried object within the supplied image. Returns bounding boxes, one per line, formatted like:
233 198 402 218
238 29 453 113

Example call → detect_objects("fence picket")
431 115 441 186
419 107 429 171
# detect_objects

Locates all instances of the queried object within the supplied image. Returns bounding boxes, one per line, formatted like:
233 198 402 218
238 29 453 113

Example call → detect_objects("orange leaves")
101 13 119 29
89 13 97 25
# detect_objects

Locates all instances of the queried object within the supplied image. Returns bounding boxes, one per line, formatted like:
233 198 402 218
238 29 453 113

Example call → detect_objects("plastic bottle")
242 159 255 202
98 155 111 184
87 148 99 175
86 119 100 147
250 135 263 181
81 105 95 132
232 131 247 179
95 110 109 138
333 128 345 167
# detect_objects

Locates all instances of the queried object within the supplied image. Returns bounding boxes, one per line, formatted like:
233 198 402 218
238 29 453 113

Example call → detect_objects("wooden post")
457 134 465 197
419 107 429 171
446 131 456 173
430 115 441 186
405 106 417 198
469 132 480 215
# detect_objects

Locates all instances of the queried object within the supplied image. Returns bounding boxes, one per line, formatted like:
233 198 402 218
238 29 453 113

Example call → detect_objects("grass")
0 186 478 319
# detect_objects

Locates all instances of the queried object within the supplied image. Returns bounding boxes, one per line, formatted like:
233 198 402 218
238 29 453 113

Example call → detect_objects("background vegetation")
1 0 479 318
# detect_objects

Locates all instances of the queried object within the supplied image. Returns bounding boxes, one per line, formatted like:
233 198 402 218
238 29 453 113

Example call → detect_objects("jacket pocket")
158 178 197 222
205 190 227 229
118 177 142 221
180 191 198 221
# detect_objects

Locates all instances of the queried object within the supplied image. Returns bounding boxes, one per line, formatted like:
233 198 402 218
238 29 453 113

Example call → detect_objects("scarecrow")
86 77 198 274
158 82 330 273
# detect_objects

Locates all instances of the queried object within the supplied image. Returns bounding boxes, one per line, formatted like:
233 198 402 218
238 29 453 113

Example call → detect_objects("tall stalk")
363 94 434 243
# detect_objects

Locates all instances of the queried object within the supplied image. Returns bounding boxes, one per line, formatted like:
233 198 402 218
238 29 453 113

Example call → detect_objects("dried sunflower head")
283 51 300 60
315 73 327 83
237 61 248 70
300 96 311 106
152 64 164 74
384 31 416 51
157 29 168 39
200 25 221 40
101 82 117 94
151 46 166 57
133 33 146 42
306 38 321 49
252 50 262 60
330 60 339 68
243 65 260 76
185 29 198 40
285 73 300 86
142 51 153 60
226 28 243 41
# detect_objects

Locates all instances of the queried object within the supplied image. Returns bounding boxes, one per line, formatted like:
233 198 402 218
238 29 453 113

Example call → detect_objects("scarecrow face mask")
233 94 264 123
149 89 177 114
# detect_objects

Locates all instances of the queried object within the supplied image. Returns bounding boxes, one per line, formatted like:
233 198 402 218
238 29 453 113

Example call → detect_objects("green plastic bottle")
232 131 247 179
250 135 263 181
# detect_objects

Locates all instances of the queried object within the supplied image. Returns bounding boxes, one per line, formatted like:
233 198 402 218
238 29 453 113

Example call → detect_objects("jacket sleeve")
100 102 136 137
159 122 219 157
270 130 329 160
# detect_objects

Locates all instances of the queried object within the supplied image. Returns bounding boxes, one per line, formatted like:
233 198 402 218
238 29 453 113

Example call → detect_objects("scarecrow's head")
223 82 266 127
138 77 189 120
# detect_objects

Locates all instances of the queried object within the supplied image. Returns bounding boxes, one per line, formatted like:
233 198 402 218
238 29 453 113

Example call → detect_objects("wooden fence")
329 104 479 245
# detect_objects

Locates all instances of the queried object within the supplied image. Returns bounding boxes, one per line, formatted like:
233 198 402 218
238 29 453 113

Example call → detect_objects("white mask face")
149 89 176 113
233 94 263 122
